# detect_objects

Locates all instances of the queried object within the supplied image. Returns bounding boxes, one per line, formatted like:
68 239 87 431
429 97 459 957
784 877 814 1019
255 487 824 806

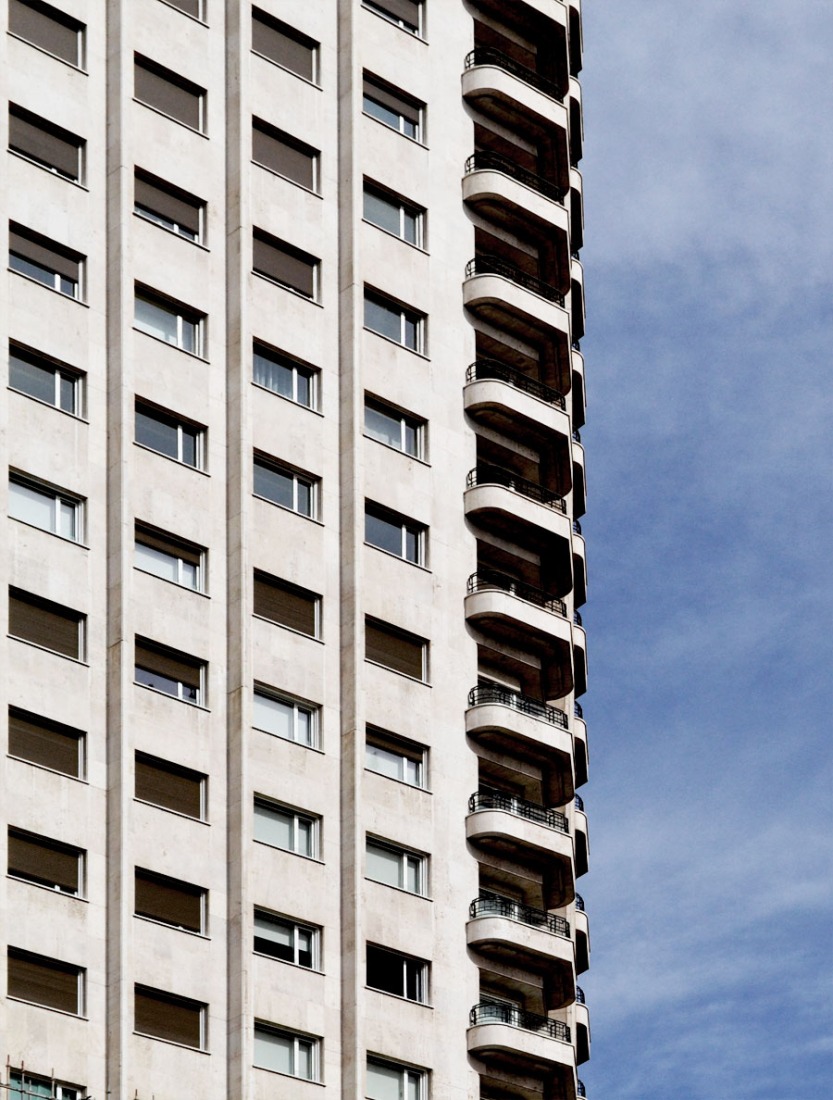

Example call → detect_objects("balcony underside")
465 378 572 480
464 272 570 347
468 915 575 1007
465 484 572 580
468 1021 576 1080
467 810 574 909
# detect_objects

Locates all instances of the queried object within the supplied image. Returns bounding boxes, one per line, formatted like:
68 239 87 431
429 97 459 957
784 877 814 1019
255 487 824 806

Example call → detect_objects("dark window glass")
253 343 315 407
135 752 205 818
253 230 318 300
253 909 317 968
364 399 422 457
363 0 422 35
366 944 426 1002
253 454 315 516
363 75 422 140
365 618 426 680
9 587 84 660
135 869 205 933
363 181 422 245
253 572 319 638
134 524 204 591
9 343 82 414
135 402 203 468
134 55 205 132
165 0 203 17
252 9 317 82
134 171 203 241
7 949 83 1014
134 287 202 354
134 638 204 704
8 828 83 894
9 223 82 299
252 118 318 190
7 707 84 777
364 289 423 351
9 1070 83 1100
9 0 84 66
134 985 205 1048
8 105 83 180
365 503 423 563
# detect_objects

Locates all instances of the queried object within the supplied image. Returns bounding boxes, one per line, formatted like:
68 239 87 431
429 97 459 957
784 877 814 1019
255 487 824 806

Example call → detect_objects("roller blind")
9 108 81 178
365 619 425 680
135 640 202 689
135 870 203 932
9 590 82 659
135 986 203 1048
252 11 316 81
253 232 317 298
252 121 317 189
167 0 202 16
135 753 203 818
375 0 420 25
8 830 80 893
9 228 81 281
254 574 318 637
134 57 204 131
363 77 420 123
9 0 81 65
8 950 80 1014
134 174 201 235
8 708 82 776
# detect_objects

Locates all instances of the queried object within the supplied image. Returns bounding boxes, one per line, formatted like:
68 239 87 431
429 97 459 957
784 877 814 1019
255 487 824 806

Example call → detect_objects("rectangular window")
135 752 206 819
366 944 427 1003
253 687 317 748
134 638 205 705
9 343 83 415
254 909 319 969
134 55 206 132
9 223 82 299
363 0 423 36
8 105 84 181
7 707 84 778
7 949 84 1015
134 170 204 242
253 454 316 517
363 75 423 141
366 838 425 895
365 727 425 788
365 502 423 564
165 0 204 19
363 182 423 246
254 799 318 858
253 230 319 300
252 9 318 83
9 474 84 542
364 398 423 458
134 287 204 355
367 1057 427 1100
254 1023 319 1081
9 588 85 660
253 342 316 408
134 868 206 933
135 401 204 469
134 523 204 591
365 618 427 681
252 118 319 191
134 985 206 1049
253 572 320 639
8 828 84 895
364 289 424 352
9 0 84 66
8 1070 83 1100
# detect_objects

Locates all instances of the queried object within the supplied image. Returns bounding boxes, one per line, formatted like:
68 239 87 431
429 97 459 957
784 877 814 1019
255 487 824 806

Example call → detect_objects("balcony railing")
574 701 583 719
576 986 586 1004
469 790 569 834
574 794 584 812
470 894 570 938
466 464 567 513
578 1081 587 1098
468 570 567 617
466 357 566 410
573 610 583 626
464 46 565 104
572 339 581 351
466 254 565 306
572 428 582 443
469 1002 571 1043
467 684 569 730
572 519 582 535
464 150 566 205
575 893 585 912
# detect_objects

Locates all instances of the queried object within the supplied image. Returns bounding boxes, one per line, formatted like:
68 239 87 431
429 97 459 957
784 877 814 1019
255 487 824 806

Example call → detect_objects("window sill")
251 50 321 91
132 98 208 139
133 326 208 362
253 951 325 975
8 269 87 306
8 516 88 549
252 493 322 525
134 797 209 825
362 218 428 255
7 753 86 784
133 1031 209 1053
362 433 430 467
364 986 432 1009
133 682 209 711
252 270 323 308
6 996 85 1020
7 385 87 421
365 877 432 902
8 635 87 665
364 541 430 573
364 659 430 687
251 381 323 417
364 767 432 795
132 441 210 476
7 874 87 902
253 840 324 865
362 110 428 150
251 159 322 199
252 615 324 645
134 566 210 599
7 32 87 74
133 211 209 251
253 1065 323 1086
134 914 209 939
362 326 429 361
7 149 87 190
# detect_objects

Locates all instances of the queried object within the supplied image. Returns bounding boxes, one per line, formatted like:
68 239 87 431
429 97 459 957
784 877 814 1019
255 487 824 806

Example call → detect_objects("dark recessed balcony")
469 789 568 833
465 151 566 205
467 255 564 305
465 47 565 102
468 1002 574 1078
471 894 571 939
464 255 570 345
468 570 567 616
466 359 566 409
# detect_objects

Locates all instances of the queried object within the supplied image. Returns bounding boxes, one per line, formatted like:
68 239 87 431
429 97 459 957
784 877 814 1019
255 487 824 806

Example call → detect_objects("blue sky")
578 2 833 1096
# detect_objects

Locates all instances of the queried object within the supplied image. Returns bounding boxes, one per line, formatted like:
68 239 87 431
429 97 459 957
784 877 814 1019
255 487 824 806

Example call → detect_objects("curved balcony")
572 799 589 878
468 1002 574 1078
575 997 591 1064
578 1082 587 1099
574 902 590 975
464 254 570 346
465 360 571 465
466 684 574 805
468 895 575 1006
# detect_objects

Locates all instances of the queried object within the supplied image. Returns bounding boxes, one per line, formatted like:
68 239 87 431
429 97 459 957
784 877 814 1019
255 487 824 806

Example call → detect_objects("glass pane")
9 481 54 532
254 351 293 398
403 422 418 456
407 1071 421 1100
402 117 417 139
365 405 401 449
135 664 180 697
181 560 199 589
181 317 197 354
364 190 401 236
296 818 313 856
10 252 56 288
10 353 56 404
254 463 294 508
135 542 179 583
405 855 421 894
297 929 313 967
404 528 419 563
180 426 197 466
59 373 77 412
253 693 293 739
364 95 401 131
296 479 312 516
403 210 418 245
365 297 402 342
254 804 293 849
254 1029 292 1074
254 913 294 960
366 513 403 556
136 409 178 458
58 500 77 540
135 296 178 344
367 1061 402 1100
296 708 313 746
366 743 404 781
295 371 311 407
296 1039 313 1080
403 316 418 350
366 842 401 888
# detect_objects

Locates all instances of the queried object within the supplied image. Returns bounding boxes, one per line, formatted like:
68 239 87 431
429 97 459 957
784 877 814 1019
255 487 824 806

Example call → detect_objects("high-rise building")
0 0 590 1097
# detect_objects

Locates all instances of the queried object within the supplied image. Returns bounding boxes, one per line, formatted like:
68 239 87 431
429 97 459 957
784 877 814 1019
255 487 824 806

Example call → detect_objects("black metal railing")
574 794 584 812
572 339 582 351
464 46 565 103
576 986 586 1004
466 464 567 513
578 1080 587 1097
573 610 583 626
466 254 565 307
466 358 566 410
572 428 582 443
464 150 566 205
469 1002 571 1043
467 684 569 730
572 519 582 535
575 893 585 912
469 790 569 834
574 701 584 719
469 894 570 938
467 570 567 617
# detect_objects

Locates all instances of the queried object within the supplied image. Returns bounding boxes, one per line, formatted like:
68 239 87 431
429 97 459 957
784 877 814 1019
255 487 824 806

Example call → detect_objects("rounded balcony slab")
464 376 571 453
464 271 570 344
467 1019 576 1076
462 62 569 136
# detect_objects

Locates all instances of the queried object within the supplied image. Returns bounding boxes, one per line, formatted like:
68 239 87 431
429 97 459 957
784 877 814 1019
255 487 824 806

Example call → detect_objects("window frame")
7 948 85 1016
9 342 84 416
134 400 205 470
134 54 207 133
134 169 205 244
252 228 320 301
7 706 85 779
8 587 86 661
133 984 207 1050
366 1056 427 1100
365 617 428 682
363 180 425 247
362 74 423 142
9 223 83 300
366 943 428 1004
365 727 426 789
7 827 85 896
8 0 86 68
253 1022 320 1082
251 8 320 85
8 472 85 543
362 0 423 37
252 341 317 409
364 501 424 565
134 751 207 820
134 522 205 593
253 571 321 639
134 867 207 934
253 798 319 859
253 686 319 748
253 453 317 517
8 104 84 182
253 908 320 970
8 1069 84 1100
134 286 205 356
252 117 320 192
134 637 206 706
365 836 426 896
364 397 424 459
161 0 205 21
364 288 425 353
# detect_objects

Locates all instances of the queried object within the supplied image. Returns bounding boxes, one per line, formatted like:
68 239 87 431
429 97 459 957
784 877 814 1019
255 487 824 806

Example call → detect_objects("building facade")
0 0 590 1097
